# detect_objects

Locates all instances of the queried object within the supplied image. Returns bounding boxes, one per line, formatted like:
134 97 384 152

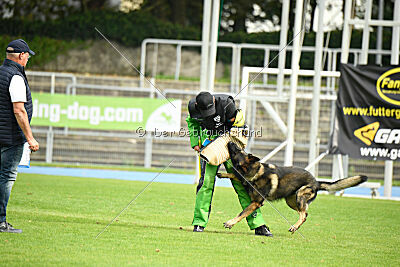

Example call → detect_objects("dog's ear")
248 154 260 163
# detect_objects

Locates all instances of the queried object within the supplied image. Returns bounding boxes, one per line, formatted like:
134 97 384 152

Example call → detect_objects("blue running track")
18 166 233 187
19 166 399 198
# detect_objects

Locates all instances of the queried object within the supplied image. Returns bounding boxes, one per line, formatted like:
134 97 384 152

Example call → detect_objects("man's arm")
13 102 39 151
224 98 244 127
186 115 202 151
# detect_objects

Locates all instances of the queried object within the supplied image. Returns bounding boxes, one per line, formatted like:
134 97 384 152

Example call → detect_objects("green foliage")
0 10 201 47
0 35 84 68
1 173 399 265
141 0 203 29
1 0 76 21
0 10 394 69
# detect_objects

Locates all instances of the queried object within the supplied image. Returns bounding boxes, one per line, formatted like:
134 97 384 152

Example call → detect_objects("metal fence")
26 69 399 180
140 39 393 92
22 39 399 180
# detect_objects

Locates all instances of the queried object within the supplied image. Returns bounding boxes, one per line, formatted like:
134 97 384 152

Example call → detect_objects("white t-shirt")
9 75 27 103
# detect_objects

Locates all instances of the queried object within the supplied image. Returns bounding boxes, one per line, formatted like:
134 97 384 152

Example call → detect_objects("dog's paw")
217 173 229 178
288 226 298 233
223 219 236 229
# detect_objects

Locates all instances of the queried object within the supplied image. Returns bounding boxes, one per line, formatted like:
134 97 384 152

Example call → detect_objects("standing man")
0 39 39 233
186 92 273 236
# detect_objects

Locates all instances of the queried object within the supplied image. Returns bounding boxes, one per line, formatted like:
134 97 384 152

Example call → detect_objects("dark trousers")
0 144 24 222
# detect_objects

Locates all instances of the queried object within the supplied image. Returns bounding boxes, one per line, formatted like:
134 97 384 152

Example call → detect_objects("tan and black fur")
217 142 368 233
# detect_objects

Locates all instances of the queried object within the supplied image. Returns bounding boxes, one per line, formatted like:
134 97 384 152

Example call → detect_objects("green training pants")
192 159 266 229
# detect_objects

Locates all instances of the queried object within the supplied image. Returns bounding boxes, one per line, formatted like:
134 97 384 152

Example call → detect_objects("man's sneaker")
0 222 22 234
254 225 273 237
193 225 205 232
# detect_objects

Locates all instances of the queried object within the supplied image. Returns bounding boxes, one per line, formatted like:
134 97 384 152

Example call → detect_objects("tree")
221 0 296 33
0 0 113 21
1 0 73 21
78 0 109 12
221 0 272 33
140 0 202 28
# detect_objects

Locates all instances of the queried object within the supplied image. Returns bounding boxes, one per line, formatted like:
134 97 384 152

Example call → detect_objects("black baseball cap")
196 92 215 117
6 39 35 55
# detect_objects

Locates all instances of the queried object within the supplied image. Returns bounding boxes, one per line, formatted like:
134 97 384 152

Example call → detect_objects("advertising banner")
31 93 181 132
330 64 400 160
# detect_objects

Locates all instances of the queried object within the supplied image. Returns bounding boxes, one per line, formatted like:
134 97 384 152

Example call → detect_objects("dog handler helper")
186 92 272 236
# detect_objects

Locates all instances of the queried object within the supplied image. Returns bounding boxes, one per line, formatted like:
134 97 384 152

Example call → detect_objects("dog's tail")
317 175 368 192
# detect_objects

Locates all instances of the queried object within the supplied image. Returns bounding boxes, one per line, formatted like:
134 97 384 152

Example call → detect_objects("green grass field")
1 173 399 266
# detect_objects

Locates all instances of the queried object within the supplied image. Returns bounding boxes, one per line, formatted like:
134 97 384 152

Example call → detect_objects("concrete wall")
38 41 226 79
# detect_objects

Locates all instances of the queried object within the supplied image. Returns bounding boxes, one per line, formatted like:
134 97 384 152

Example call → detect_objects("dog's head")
227 141 260 176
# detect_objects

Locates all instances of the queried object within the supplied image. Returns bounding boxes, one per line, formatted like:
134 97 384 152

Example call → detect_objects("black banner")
330 64 400 160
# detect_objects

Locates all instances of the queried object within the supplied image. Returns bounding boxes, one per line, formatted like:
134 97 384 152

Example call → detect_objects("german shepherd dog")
217 142 368 233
